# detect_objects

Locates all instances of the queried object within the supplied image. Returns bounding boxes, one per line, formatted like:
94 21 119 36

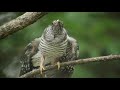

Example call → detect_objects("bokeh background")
0 12 120 78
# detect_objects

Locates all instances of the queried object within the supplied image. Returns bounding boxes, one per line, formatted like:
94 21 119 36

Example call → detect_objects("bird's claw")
57 62 60 70
40 65 45 74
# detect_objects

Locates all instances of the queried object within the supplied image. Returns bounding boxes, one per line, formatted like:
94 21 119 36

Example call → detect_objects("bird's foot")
56 61 61 70
39 64 46 74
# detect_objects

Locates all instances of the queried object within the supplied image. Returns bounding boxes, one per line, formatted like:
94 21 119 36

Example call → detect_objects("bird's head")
51 19 63 35
43 19 67 43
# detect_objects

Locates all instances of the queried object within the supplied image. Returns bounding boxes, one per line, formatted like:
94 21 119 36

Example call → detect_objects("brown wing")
19 38 40 76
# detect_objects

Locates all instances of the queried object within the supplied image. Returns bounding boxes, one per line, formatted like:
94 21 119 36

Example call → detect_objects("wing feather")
19 38 40 76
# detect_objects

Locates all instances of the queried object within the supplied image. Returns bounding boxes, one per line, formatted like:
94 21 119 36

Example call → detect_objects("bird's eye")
60 23 63 27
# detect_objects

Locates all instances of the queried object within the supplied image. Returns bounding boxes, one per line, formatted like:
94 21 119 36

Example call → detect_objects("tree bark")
0 12 47 39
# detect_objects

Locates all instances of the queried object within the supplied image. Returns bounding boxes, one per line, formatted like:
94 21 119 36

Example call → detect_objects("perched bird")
19 20 79 78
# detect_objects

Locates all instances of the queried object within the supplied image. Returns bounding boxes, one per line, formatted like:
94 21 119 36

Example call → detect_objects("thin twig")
0 12 47 39
19 54 120 78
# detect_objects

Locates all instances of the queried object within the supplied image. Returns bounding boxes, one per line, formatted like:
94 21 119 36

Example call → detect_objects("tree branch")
0 12 47 39
19 54 120 78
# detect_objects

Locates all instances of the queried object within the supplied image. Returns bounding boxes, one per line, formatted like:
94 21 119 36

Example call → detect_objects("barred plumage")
19 20 79 78
39 35 68 56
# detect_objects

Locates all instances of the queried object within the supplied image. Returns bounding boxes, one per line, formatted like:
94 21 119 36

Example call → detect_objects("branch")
0 12 47 39
19 54 120 78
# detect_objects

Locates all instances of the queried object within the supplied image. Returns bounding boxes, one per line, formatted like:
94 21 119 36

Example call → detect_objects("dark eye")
60 23 63 28
58 21 60 24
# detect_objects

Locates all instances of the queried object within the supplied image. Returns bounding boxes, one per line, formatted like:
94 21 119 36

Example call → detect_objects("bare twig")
19 54 120 78
0 12 47 39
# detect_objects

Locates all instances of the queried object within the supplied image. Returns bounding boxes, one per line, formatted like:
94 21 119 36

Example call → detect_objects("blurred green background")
0 12 120 78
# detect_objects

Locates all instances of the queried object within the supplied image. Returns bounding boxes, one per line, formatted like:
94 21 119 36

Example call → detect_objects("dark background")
0 12 120 78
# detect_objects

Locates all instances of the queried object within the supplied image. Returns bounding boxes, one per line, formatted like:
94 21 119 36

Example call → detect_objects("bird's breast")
39 37 68 59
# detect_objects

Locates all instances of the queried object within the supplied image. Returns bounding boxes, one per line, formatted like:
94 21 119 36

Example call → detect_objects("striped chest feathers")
39 37 68 58
31 37 68 67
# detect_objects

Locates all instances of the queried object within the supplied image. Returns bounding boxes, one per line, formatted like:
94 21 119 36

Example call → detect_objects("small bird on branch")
19 19 79 78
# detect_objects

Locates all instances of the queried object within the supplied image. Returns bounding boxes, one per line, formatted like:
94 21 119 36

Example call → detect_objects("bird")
19 19 79 78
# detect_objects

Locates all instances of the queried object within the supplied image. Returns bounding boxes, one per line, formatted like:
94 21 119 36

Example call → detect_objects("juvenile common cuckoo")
19 20 79 78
